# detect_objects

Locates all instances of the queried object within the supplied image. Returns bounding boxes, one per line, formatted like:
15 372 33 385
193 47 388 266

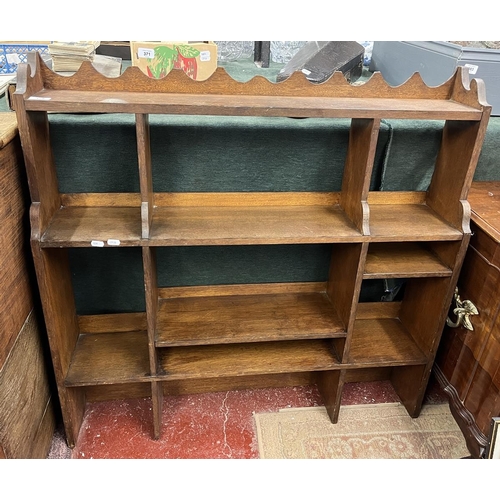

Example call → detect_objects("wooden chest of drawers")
0 113 55 458
436 181 500 458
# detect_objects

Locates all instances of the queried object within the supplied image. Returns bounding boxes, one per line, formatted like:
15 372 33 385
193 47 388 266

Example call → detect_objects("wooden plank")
0 139 33 366
61 192 141 207
61 191 340 207
158 340 340 380
13 109 60 236
65 331 150 387
364 242 452 278
368 191 427 204
355 301 401 319
150 205 362 245
23 57 485 111
156 291 345 347
30 244 84 447
327 243 368 361
469 181 500 243
78 312 147 333
84 373 317 401
136 114 153 239
41 200 464 246
340 118 380 234
348 318 427 366
0 311 55 458
399 276 458 356
24 89 483 120
158 282 327 299
428 115 491 232
369 204 463 241
40 206 142 247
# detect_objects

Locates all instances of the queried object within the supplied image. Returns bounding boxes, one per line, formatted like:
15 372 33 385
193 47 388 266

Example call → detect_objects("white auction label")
91 240 105 247
463 64 479 75
199 50 211 62
138 48 155 59
107 239 121 246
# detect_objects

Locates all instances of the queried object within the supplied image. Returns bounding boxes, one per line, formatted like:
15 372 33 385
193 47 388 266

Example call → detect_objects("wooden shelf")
364 242 452 278
24 89 483 120
38 203 462 247
156 289 345 347
158 339 340 380
348 317 427 367
41 206 142 247
369 204 463 241
65 331 150 387
150 205 362 245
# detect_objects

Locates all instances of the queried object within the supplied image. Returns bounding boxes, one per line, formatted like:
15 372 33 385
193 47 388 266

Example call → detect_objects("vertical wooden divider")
14 85 85 447
427 114 490 233
318 119 378 423
30 243 84 447
136 113 154 239
142 247 162 439
136 113 162 438
340 118 380 235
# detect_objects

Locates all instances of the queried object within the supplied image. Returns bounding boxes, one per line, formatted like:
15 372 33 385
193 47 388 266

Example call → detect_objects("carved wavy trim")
15 52 489 110
433 365 488 457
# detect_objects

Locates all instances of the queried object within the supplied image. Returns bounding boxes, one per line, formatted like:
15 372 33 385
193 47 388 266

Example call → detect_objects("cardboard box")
130 41 217 80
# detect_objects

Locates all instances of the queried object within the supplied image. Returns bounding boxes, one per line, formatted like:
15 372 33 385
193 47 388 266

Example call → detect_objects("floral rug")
254 403 469 459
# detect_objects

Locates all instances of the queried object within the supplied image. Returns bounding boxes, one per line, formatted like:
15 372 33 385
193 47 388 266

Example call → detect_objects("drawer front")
437 229 500 400
464 310 500 432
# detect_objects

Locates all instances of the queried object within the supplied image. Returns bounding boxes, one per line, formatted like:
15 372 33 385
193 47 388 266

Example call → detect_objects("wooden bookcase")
13 53 491 447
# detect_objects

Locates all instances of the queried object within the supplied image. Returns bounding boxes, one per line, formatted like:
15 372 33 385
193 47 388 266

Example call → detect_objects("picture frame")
486 417 500 459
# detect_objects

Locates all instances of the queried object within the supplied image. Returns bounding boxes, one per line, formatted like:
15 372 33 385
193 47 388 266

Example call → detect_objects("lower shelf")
65 331 150 387
65 305 428 388
158 340 340 380
349 317 428 367
156 287 345 347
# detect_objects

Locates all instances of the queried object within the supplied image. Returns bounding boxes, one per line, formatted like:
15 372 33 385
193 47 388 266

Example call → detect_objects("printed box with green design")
130 41 217 80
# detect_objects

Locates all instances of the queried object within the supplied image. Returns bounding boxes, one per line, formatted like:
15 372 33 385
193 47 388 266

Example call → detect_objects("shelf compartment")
364 242 452 278
348 316 427 367
65 331 150 387
24 90 483 121
150 204 363 245
41 206 142 247
369 203 463 241
157 339 340 380
156 286 345 347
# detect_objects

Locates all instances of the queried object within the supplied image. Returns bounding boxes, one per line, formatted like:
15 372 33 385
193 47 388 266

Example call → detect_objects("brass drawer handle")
446 287 479 331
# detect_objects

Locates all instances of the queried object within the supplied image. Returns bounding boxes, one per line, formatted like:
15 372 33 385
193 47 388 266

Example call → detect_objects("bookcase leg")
151 381 163 440
391 364 429 417
317 370 345 423
30 244 85 447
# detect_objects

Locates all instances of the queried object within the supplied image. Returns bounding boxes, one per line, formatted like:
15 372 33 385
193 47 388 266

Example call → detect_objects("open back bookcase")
14 53 491 447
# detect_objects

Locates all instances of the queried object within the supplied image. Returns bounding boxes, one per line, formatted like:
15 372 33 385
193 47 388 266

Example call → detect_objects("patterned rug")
254 403 469 459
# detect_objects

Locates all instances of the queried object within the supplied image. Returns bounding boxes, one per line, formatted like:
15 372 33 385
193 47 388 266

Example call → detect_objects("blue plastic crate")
0 44 49 73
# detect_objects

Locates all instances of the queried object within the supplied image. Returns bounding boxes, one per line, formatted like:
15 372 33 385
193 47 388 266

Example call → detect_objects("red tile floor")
47 376 448 459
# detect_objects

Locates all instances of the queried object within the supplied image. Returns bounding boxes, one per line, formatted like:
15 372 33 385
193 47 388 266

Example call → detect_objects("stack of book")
48 41 100 72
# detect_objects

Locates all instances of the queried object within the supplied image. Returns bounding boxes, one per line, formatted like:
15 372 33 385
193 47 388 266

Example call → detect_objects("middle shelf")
156 287 345 346
40 192 464 247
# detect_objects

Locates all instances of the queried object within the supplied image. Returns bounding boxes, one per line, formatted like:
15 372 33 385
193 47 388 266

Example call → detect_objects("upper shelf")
14 52 490 121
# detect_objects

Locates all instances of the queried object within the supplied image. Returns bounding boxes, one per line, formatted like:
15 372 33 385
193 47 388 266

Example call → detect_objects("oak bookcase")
14 52 491 447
